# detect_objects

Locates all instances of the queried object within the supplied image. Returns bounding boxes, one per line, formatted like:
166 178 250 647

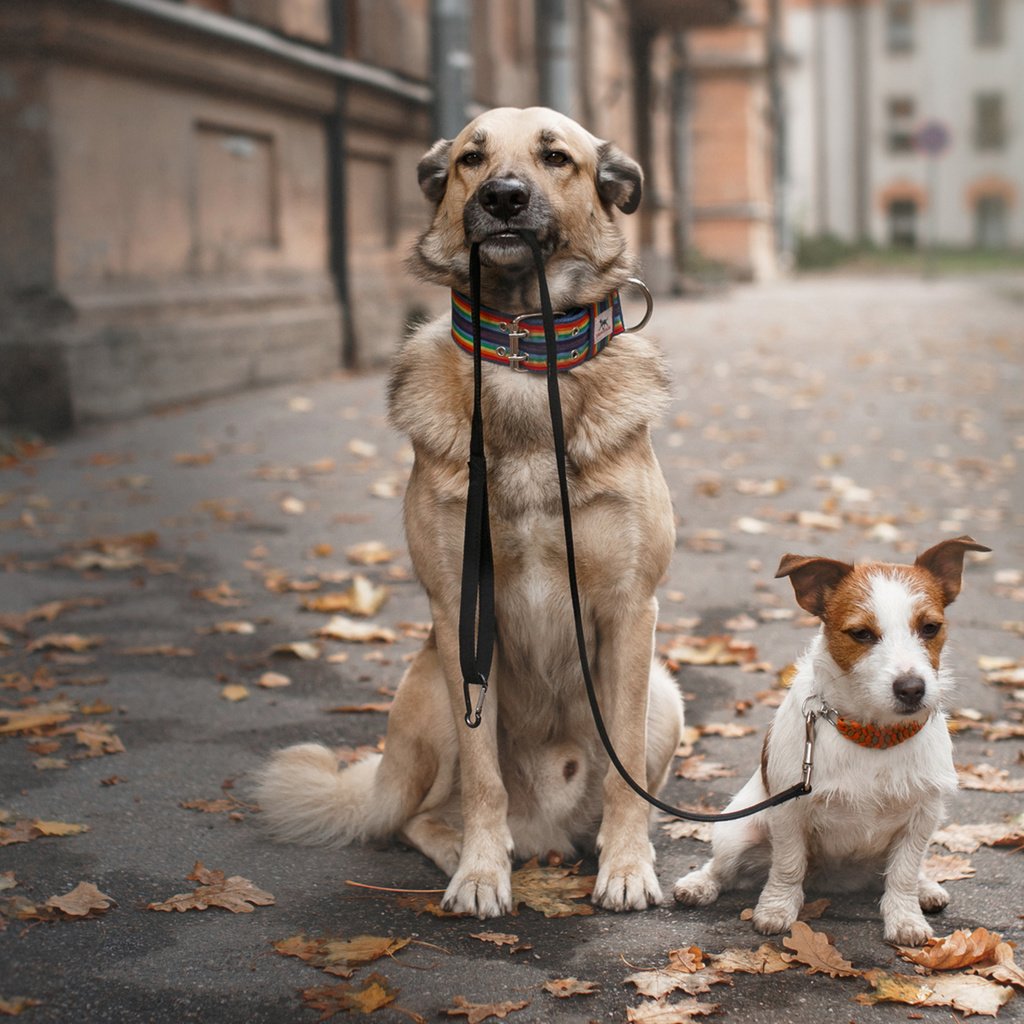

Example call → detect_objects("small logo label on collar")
594 308 614 347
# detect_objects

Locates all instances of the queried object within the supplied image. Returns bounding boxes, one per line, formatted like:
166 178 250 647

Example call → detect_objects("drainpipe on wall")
669 31 691 287
537 0 574 117
431 0 472 139
328 0 357 368
766 0 791 265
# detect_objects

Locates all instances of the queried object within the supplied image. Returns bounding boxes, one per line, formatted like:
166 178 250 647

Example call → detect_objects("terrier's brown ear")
915 535 991 606
775 553 854 619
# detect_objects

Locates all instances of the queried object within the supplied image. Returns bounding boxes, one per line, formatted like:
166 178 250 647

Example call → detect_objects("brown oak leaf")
897 928 1003 971
147 862 273 914
857 969 1014 1017
542 977 600 998
709 943 792 975
976 943 1024 990
273 934 410 978
301 972 401 1020
445 996 529 1024
781 922 860 977
924 853 976 882
44 882 115 918
626 997 721 1023
509 858 595 918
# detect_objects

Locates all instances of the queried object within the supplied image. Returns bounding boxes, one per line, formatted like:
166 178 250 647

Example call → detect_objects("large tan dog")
255 107 684 918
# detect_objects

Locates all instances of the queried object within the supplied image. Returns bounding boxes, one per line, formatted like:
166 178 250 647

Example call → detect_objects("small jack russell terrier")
673 536 989 946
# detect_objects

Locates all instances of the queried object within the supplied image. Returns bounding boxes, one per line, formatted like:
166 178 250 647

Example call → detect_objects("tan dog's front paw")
442 866 513 919
594 857 662 911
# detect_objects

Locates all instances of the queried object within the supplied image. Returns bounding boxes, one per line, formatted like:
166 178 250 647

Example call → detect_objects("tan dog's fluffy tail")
253 743 404 847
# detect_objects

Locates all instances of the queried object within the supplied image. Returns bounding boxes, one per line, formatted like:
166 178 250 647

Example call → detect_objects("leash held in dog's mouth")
458 227 812 822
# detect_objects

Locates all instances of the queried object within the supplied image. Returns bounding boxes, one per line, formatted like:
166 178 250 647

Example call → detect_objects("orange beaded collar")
832 715 925 749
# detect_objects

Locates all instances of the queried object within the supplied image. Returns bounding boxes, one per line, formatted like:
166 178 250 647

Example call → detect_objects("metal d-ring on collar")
499 277 654 372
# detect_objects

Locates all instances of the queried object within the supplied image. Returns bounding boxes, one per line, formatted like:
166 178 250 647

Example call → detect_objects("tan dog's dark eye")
919 622 943 640
543 150 571 167
458 151 484 168
847 627 877 645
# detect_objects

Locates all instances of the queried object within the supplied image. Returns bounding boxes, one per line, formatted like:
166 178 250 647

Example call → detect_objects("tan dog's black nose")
479 177 531 221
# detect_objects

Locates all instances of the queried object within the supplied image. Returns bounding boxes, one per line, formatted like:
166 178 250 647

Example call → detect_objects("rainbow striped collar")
450 289 625 373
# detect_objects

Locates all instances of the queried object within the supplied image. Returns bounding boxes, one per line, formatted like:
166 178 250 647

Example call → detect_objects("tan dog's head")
408 107 643 310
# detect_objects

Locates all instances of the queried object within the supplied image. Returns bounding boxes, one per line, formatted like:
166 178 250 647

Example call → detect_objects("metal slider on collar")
501 309 567 372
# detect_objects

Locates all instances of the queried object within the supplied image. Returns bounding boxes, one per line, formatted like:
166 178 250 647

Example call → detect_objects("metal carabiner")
801 711 816 792
463 673 488 728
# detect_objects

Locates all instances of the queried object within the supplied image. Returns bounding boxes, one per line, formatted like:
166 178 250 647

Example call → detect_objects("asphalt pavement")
1 273 1022 1023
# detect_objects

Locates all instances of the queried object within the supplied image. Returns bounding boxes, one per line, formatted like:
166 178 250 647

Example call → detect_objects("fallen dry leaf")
191 582 244 607
445 995 530 1024
698 722 757 739
31 820 89 837
932 821 1024 854
69 722 125 758
675 756 736 782
626 997 721 1023
924 853 976 882
509 858 595 918
624 947 730 1000
708 943 792 975
257 672 291 689
662 635 758 668
781 922 860 978
301 972 400 1020
897 928 1003 971
117 644 195 657
346 541 398 566
179 799 237 814
956 764 1024 793
302 576 389 618
147 862 274 914
273 933 410 978
270 641 321 660
26 633 103 653
202 620 256 636
798 898 830 921
857 969 1014 1017
0 996 42 1016
220 684 250 702
316 616 397 644
542 978 599 998
977 943 1024 990
44 882 115 918
0 701 74 735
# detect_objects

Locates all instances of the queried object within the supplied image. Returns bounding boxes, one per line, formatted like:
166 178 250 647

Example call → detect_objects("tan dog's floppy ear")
915 535 991 606
596 142 643 214
417 138 453 204
775 554 854 619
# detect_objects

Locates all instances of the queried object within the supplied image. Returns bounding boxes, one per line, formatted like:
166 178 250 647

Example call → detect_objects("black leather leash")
458 230 811 823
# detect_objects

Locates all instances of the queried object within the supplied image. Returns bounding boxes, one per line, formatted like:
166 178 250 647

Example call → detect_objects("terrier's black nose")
479 177 531 222
893 674 926 708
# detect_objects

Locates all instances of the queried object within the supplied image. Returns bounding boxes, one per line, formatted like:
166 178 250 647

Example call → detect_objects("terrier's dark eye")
848 627 877 645
919 622 943 640
543 149 571 167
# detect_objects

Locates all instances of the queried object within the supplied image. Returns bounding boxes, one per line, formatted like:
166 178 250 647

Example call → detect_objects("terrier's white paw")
752 889 803 936
918 879 949 914
885 914 934 947
673 870 720 907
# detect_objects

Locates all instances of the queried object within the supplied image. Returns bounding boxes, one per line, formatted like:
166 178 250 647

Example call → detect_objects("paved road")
1 274 1022 1023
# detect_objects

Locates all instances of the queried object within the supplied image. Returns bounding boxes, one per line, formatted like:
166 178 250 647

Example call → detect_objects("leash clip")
462 673 488 728
801 710 817 792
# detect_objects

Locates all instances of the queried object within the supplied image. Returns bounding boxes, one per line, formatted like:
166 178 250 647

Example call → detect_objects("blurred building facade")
3 0 795 431
2 0 1022 432
785 0 1024 250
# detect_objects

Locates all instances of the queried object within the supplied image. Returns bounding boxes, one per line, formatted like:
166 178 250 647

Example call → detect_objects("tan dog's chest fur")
255 107 685 919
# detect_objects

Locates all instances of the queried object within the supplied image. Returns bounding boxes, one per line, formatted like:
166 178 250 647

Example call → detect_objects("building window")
974 93 1006 150
975 196 1008 248
974 0 1005 46
887 97 917 153
886 0 915 53
888 199 918 247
